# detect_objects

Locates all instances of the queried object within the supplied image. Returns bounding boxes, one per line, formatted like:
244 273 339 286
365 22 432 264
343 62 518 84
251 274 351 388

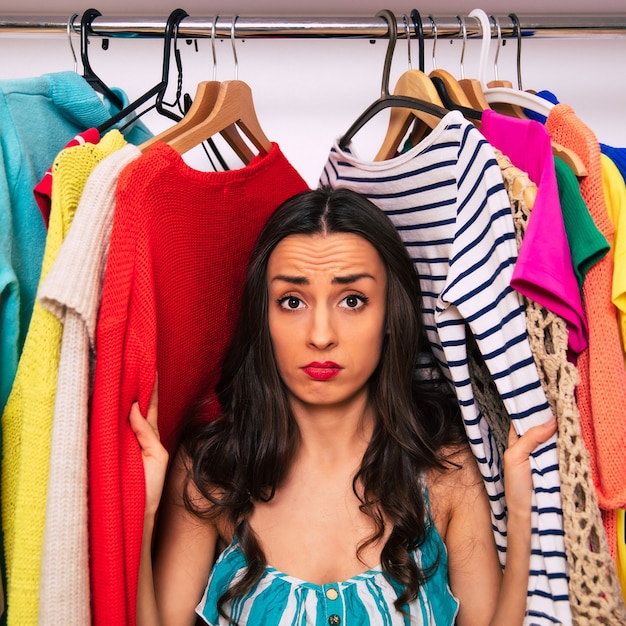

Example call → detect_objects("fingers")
129 401 157 448
507 417 557 459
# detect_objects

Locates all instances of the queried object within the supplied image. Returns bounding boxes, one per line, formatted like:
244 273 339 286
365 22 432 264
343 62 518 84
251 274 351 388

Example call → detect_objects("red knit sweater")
89 142 308 626
546 105 626 551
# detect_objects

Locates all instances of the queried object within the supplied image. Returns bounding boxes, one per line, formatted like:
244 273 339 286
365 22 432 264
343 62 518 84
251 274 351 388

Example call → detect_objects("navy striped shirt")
319 111 570 625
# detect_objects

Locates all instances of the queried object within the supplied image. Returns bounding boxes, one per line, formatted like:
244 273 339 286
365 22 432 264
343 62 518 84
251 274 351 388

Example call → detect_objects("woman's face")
267 232 388 414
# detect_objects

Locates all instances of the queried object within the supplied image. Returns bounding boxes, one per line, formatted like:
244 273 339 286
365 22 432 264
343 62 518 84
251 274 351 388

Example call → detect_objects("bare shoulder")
426 444 485 538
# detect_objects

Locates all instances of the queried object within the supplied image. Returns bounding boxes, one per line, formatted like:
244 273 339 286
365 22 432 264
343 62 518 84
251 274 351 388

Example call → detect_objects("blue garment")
196 519 459 625
522 89 560 124
0 71 151 416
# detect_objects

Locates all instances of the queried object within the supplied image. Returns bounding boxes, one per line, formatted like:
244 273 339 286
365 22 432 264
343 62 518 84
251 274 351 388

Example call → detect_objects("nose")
307 304 337 350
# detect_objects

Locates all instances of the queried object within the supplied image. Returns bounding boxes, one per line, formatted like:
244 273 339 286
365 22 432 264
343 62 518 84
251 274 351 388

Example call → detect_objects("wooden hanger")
159 17 271 162
140 81 221 152
375 14 446 161
375 70 446 160
339 10 448 151
140 17 250 164
165 79 271 159
476 11 587 177
483 16 528 119
456 14 491 111
426 16 483 126
139 80 255 162
430 69 474 109
486 79 528 119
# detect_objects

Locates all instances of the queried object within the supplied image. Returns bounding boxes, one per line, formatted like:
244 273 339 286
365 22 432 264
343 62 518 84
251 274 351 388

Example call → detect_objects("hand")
502 418 558 520
129 377 169 518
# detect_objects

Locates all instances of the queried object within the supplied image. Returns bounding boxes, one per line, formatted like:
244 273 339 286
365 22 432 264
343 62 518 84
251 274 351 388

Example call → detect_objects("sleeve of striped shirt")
437 125 570 624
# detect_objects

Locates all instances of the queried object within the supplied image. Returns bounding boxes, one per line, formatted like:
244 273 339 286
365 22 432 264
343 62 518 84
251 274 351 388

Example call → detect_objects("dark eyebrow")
270 273 375 285
332 273 375 285
271 275 309 285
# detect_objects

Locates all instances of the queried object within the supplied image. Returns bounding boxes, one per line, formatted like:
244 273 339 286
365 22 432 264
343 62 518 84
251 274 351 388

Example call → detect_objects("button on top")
328 615 341 626
326 587 339 601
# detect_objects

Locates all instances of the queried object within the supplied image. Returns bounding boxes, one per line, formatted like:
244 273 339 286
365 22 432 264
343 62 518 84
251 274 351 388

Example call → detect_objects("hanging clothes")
479 109 588 355
33 127 101 228
1 130 127 626
517 90 610 290
320 110 570 626
0 71 150 417
36 142 142 626
546 104 626 535
552 156 610 290
88 141 308 626
495 149 626 625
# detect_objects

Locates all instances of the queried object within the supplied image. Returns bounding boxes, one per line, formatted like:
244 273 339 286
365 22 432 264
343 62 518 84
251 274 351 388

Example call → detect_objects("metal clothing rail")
2 14 626 40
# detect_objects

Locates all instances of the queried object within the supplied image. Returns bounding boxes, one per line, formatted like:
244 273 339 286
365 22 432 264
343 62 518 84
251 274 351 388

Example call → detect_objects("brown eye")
278 296 304 310
340 294 368 310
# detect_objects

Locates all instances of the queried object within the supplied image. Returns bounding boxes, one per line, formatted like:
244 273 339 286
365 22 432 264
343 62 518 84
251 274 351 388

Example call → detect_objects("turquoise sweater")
0 70 151 415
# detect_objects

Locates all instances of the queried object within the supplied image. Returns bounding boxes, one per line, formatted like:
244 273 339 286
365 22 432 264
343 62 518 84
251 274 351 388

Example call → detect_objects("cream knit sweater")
37 142 141 626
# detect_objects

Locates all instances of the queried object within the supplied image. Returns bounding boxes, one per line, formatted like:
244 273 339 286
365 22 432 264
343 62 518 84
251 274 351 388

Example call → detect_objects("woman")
132 186 557 625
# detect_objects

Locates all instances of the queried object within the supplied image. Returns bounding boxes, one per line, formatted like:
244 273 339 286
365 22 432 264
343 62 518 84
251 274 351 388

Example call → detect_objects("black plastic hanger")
153 12 187 121
97 8 189 134
338 9 449 150
431 76 482 121
410 9 425 72
80 8 124 110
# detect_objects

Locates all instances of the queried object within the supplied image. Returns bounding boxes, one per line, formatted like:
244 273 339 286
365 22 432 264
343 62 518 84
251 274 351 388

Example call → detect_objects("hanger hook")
490 16 502 82
156 8 189 111
402 15 412 70
468 8 492 88
231 15 239 80
67 13 79 73
456 15 467 80
410 9 425 73
80 8 101 76
211 15 219 81
376 9 397 98
428 15 437 70
160 8 188 81
509 13 523 90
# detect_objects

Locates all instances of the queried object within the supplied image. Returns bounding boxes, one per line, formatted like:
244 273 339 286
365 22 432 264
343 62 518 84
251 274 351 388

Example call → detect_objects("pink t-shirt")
481 109 588 354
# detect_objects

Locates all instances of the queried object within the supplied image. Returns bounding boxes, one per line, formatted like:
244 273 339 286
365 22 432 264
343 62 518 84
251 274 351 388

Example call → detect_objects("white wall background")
2 3 626 186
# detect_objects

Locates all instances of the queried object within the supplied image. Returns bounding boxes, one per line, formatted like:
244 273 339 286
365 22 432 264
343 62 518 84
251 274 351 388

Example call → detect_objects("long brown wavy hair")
182 186 465 622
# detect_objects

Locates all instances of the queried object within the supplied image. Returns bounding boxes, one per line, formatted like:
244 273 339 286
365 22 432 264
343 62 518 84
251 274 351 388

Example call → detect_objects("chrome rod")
1 14 626 39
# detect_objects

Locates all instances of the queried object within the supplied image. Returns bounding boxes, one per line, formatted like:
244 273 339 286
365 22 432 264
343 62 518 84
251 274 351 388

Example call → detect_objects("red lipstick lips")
302 361 342 381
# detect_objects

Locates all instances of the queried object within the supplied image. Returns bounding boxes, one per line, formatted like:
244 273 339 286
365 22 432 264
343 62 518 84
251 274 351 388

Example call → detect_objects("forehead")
267 233 385 276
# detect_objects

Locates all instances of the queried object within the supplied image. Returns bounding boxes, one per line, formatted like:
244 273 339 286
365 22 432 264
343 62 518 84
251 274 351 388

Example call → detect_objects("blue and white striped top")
196 519 459 625
319 111 571 626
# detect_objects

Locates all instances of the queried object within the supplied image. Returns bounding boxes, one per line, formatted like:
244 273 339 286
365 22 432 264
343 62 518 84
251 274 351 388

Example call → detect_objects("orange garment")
546 104 626 556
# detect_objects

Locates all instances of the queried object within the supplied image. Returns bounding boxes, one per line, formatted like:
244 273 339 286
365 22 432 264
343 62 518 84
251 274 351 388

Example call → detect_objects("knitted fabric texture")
0 72 110 416
88 142 308 626
546 105 626 519
37 142 141 626
495 149 626 625
600 153 626 358
1 130 127 626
